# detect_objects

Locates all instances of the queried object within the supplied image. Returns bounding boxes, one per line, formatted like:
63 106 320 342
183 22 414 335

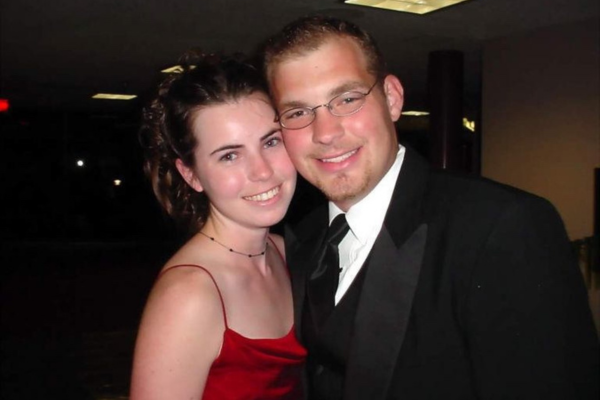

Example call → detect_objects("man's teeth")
245 186 280 202
321 150 357 163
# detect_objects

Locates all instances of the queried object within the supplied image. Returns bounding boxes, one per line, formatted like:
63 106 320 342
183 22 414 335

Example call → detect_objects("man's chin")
318 175 368 206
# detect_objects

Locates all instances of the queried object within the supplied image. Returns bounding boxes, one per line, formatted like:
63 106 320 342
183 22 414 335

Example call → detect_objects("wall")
482 18 599 240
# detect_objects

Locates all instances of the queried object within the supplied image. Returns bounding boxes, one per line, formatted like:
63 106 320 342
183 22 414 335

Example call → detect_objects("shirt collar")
329 145 406 244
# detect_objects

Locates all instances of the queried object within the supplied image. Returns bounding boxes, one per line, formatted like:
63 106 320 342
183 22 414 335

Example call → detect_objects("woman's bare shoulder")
146 264 223 326
146 233 226 326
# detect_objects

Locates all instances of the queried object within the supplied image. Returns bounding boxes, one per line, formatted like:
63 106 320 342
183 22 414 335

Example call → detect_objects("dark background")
1 1 598 398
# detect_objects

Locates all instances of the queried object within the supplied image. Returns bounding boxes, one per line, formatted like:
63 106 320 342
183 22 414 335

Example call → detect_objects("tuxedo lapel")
345 224 427 400
344 147 431 400
285 207 329 334
286 147 432 399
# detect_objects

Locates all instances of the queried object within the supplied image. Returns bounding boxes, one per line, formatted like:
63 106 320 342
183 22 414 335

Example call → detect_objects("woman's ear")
175 159 203 192
383 74 404 122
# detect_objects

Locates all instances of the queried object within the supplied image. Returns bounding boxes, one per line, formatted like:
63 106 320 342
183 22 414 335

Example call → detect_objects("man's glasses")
275 80 379 130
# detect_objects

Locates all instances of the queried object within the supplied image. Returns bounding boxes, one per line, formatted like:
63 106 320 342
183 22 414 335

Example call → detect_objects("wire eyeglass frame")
275 80 379 130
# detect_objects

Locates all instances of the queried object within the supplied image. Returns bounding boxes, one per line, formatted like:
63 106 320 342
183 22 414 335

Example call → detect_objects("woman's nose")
248 153 274 181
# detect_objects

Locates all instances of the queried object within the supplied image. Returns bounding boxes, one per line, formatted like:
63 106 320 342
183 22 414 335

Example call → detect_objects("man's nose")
310 107 344 145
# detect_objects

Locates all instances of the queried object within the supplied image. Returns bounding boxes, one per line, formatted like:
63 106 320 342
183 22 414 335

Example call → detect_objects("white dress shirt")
328 145 406 304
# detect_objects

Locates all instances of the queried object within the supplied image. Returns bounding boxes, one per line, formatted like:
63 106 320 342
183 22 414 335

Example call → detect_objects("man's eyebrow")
278 99 308 110
328 81 365 97
278 81 367 110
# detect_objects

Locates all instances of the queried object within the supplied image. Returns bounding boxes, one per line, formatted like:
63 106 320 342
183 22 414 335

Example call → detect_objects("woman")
130 52 305 399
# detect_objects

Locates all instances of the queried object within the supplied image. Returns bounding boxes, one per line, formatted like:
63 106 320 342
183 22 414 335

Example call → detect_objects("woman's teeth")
244 186 280 202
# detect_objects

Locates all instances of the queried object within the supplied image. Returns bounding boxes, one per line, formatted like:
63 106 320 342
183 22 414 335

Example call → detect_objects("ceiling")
1 0 598 114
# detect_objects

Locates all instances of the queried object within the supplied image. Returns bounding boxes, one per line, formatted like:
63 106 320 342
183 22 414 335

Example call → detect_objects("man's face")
269 37 404 211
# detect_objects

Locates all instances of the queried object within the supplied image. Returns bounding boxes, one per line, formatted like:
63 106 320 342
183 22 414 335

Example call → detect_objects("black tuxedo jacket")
285 147 599 400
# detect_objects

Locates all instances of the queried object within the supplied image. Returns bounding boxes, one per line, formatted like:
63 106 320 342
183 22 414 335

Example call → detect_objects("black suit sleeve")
465 196 599 399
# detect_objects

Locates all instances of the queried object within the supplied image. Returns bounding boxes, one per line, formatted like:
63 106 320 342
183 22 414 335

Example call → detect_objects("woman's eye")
265 137 281 148
219 152 237 162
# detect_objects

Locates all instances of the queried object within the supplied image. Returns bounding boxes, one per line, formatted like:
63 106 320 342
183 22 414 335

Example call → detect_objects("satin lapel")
284 209 328 334
284 225 305 331
345 224 427 400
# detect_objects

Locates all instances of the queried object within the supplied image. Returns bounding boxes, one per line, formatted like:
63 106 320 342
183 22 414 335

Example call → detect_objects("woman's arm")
130 267 224 399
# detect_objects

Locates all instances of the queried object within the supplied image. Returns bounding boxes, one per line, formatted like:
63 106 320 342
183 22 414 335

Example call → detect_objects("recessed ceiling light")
92 93 137 100
161 65 197 74
161 65 184 74
402 111 430 116
345 0 470 15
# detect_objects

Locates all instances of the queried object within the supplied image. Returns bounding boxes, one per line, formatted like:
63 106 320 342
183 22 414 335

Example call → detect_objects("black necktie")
308 213 350 327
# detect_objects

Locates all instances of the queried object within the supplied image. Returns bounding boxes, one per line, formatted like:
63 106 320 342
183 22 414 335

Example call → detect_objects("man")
262 15 599 400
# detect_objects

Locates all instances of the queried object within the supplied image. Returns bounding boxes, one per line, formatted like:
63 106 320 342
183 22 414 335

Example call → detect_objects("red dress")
159 263 306 400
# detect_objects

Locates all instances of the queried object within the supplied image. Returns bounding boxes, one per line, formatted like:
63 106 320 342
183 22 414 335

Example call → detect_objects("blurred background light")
0 98 9 112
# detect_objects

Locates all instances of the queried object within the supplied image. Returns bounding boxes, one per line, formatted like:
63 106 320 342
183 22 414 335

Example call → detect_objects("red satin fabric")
203 326 306 399
159 262 306 399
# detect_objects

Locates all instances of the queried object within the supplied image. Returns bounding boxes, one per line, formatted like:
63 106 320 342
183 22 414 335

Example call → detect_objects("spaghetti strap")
267 235 291 278
158 264 228 328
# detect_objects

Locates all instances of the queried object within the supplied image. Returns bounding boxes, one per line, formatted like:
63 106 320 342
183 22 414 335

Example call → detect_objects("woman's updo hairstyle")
139 50 268 232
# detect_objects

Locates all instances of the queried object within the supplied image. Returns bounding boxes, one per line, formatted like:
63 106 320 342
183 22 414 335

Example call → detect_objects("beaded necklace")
199 231 267 258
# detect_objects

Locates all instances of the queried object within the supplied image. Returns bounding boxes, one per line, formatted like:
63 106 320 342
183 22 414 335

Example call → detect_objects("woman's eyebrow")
208 128 279 155
260 128 281 141
210 143 242 156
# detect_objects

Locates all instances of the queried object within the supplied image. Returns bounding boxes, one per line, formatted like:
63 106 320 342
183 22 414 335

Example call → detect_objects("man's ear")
383 75 404 122
175 159 203 192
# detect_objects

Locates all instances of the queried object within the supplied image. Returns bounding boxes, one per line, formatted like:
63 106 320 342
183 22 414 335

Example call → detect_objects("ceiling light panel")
345 0 471 15
92 93 137 100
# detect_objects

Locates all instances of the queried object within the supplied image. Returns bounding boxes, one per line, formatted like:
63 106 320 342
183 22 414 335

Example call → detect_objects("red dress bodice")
159 260 306 400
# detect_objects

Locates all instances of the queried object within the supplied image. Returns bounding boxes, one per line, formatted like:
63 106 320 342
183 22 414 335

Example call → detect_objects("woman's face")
179 93 297 230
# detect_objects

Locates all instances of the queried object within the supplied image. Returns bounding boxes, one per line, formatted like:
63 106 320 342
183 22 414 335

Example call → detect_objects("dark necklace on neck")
199 231 268 258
